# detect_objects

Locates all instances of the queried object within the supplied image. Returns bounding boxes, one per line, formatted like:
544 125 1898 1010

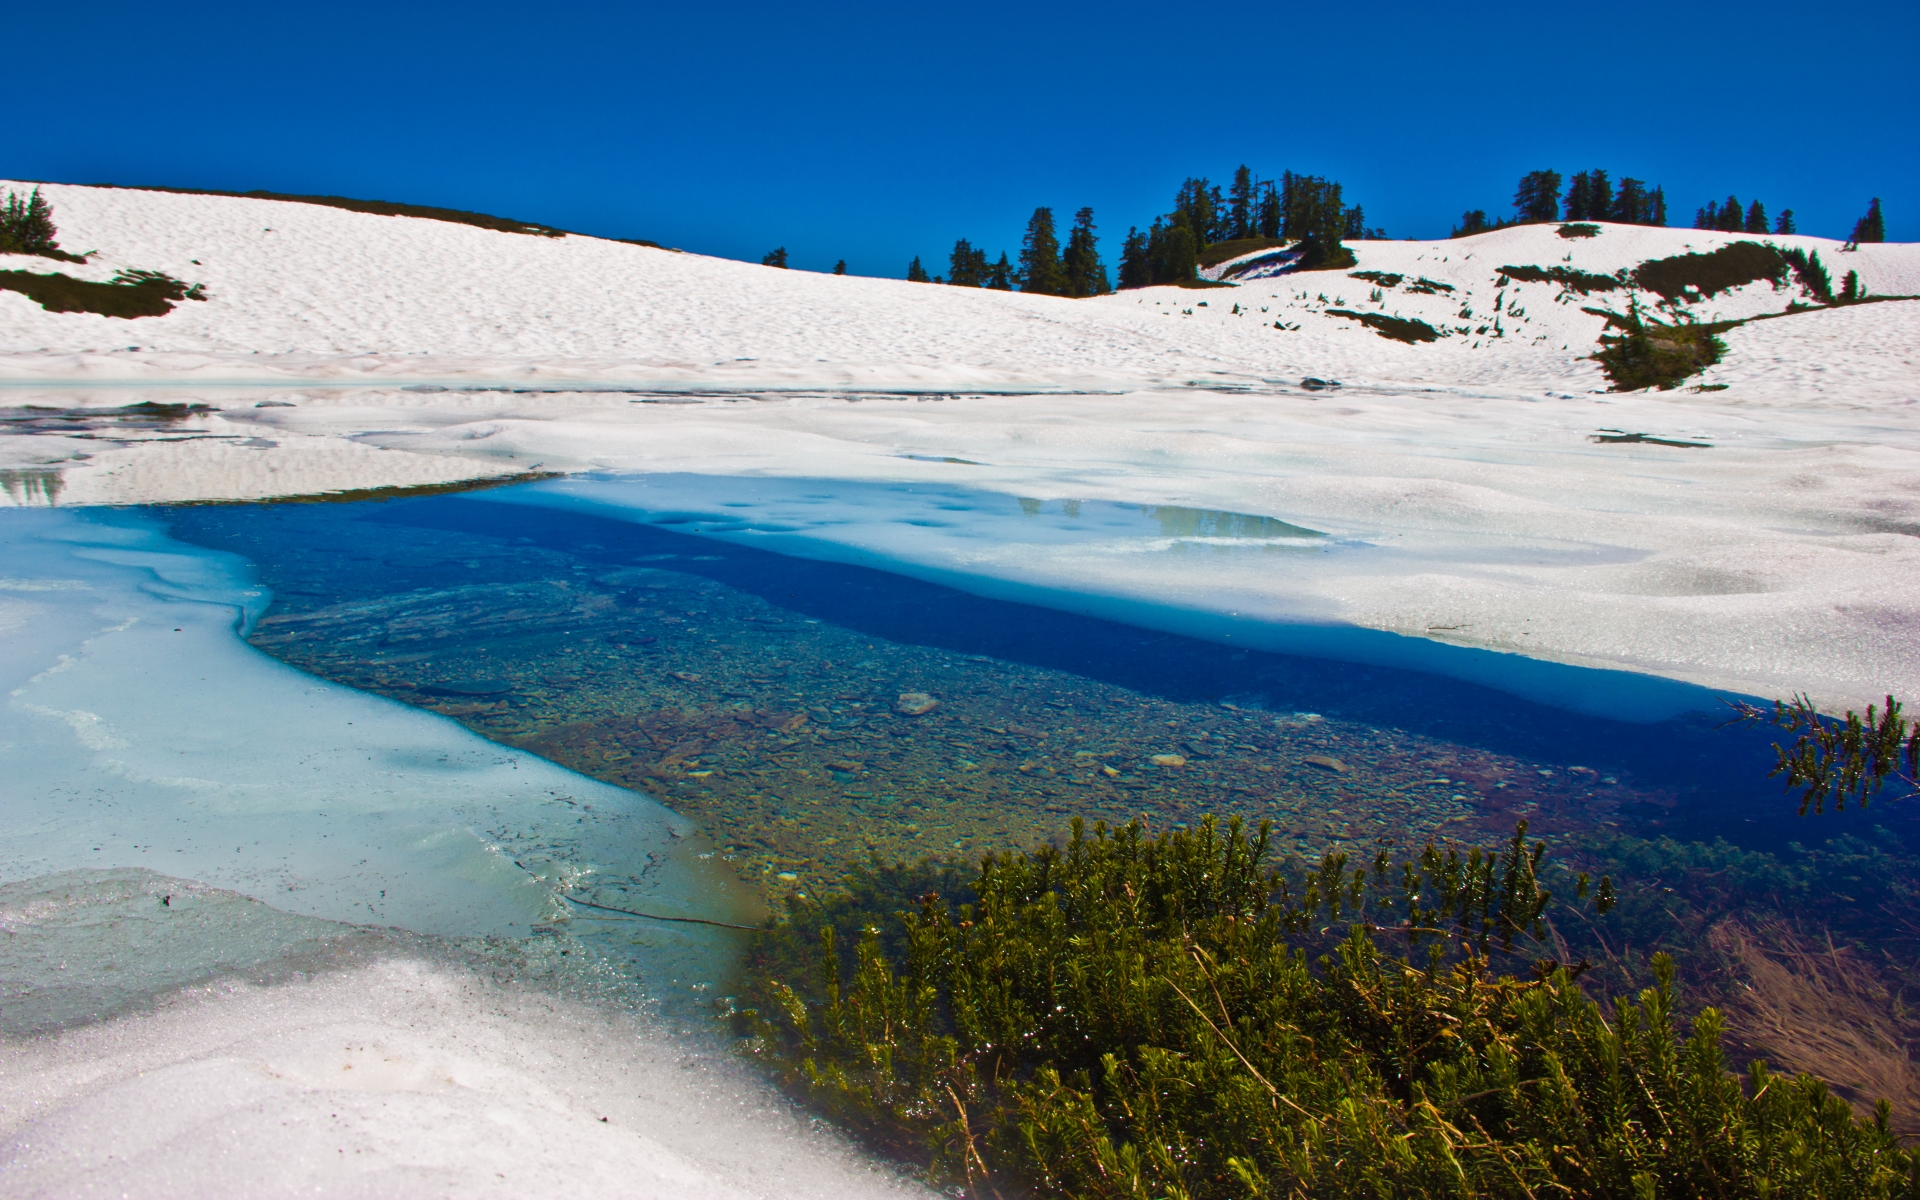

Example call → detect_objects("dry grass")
1709 917 1920 1140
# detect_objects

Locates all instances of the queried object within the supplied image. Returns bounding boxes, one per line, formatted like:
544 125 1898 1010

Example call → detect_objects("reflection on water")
156 485 1881 912
1139 504 1322 541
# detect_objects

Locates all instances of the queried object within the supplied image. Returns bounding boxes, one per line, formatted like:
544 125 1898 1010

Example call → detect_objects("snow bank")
0 879 924 1199
2 182 1915 398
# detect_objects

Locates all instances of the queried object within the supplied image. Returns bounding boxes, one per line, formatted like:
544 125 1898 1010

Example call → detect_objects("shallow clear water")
153 479 1908 920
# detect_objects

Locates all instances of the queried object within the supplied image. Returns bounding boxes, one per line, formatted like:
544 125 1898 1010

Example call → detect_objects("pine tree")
762 247 789 268
1611 178 1647 225
1060 207 1107 298
1694 201 1716 230
1228 166 1253 240
1513 170 1562 222
0 188 60 256
906 256 931 283
1566 172 1591 221
833 260 847 275
1851 198 1885 244
1173 180 1215 250
948 239 988 287
1018 207 1063 295
1207 182 1230 243
1146 218 1196 284
1257 181 1281 239
1118 227 1150 290
1647 187 1667 227
1588 170 1611 222
1745 199 1767 234
1774 210 1796 235
987 252 1014 291
1717 196 1744 233
1343 204 1366 240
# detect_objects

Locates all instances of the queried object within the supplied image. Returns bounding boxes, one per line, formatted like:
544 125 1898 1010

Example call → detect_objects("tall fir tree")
1774 209 1796 235
987 251 1014 291
1513 170 1562 222
948 239 988 287
906 256 931 283
1257 181 1281 239
1716 196 1744 233
1851 197 1885 243
1611 178 1647 224
1646 186 1667 226
761 247 789 268
1018 207 1063 294
1118 227 1150 290
1228 166 1254 240
1060 207 1108 298
832 259 847 275
1454 209 1492 236
1172 179 1217 249
1146 218 1197 284
1745 199 1768 234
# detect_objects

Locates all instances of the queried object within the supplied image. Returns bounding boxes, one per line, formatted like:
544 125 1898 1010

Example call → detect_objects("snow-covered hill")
2 182 1916 397
2 182 1917 712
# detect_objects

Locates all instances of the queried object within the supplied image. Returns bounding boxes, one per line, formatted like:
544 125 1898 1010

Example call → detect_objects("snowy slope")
2 182 1916 398
1 183 1917 711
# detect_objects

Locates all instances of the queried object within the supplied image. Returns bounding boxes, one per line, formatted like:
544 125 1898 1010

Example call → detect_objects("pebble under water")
154 482 1898 919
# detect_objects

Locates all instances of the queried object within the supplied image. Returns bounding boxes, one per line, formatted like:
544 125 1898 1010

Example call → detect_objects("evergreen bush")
1852 199 1886 244
740 817 1916 1199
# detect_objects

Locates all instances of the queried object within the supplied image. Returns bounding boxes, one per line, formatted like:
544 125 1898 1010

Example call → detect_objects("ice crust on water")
0 509 929 1197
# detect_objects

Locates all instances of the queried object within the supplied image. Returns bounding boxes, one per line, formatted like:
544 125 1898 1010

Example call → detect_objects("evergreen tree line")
1455 169 1669 236
1694 196 1796 235
1116 167 1373 288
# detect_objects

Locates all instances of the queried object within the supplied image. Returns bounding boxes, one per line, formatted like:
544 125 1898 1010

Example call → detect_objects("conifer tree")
1018 207 1063 294
762 247 789 268
947 239 988 287
1566 172 1591 222
1513 170 1562 222
1146 219 1197 284
1118 227 1150 290
0 188 60 256
1774 210 1796 235
1647 186 1667 226
1207 182 1230 243
1694 201 1716 230
1257 181 1281 239
1060 207 1108 298
1173 180 1216 250
906 256 931 283
1611 178 1647 225
987 252 1014 291
1717 196 1744 233
1228 166 1253 240
833 259 847 275
1851 197 1885 243
1745 199 1767 234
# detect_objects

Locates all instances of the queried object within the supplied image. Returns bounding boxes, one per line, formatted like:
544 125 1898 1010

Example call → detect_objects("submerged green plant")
1730 694 1918 815
739 817 1911 1198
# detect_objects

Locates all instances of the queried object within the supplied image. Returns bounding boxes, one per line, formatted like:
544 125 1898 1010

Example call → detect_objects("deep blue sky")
13 0 1915 276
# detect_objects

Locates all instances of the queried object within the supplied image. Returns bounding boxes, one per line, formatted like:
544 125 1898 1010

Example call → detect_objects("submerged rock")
1149 754 1187 768
1304 755 1350 775
895 692 939 716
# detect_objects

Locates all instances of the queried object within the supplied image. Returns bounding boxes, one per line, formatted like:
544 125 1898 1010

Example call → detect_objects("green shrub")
0 267 206 318
1499 264 1624 294
1780 246 1835 304
1558 223 1601 239
0 188 86 263
1632 241 1788 301
1325 309 1440 342
1349 270 1403 288
740 817 1914 1199
1592 299 1730 390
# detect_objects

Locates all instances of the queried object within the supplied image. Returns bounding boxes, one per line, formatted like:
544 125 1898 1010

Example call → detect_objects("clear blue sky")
13 0 1915 276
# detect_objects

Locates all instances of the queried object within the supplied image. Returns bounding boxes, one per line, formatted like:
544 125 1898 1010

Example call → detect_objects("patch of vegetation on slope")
0 187 87 264
1196 236 1286 269
1557 222 1601 238
1325 309 1440 342
1631 240 1788 301
84 182 577 238
1348 270 1403 288
1593 301 1734 390
738 816 1915 1198
1498 264 1624 294
0 268 207 318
